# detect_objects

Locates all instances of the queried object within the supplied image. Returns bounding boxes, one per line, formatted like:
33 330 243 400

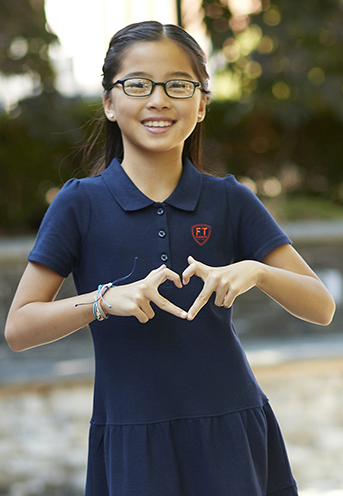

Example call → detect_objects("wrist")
99 297 109 317
93 284 113 321
255 260 269 289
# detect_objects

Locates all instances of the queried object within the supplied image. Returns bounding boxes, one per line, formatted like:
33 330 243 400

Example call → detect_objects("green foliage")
0 0 94 234
0 0 58 86
202 0 343 117
201 0 343 207
0 93 100 233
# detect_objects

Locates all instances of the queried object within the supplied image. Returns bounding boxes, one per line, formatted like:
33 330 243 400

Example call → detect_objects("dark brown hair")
84 21 211 176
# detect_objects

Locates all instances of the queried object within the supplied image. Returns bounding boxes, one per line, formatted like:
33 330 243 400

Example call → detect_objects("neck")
121 149 184 202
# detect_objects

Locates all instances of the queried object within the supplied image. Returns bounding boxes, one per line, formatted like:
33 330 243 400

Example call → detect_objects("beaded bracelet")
75 257 138 322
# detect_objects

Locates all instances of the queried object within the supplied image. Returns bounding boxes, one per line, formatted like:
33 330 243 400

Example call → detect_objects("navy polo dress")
28 158 298 496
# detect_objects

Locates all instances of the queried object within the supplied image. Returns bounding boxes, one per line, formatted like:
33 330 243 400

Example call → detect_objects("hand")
182 256 262 320
103 265 188 323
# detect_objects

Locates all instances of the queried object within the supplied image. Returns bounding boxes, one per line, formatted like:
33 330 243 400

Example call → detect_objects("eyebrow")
123 71 195 80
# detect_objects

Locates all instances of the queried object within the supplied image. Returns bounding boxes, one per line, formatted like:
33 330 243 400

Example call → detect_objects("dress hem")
267 484 298 496
90 399 270 427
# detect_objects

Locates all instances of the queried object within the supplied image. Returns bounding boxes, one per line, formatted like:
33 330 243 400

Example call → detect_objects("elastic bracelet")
93 284 112 321
93 301 107 321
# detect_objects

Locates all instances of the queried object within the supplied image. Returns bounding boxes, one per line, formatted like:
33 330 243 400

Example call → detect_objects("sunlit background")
1 1 343 495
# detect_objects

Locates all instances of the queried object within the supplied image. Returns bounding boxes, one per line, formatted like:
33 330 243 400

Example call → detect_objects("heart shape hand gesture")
103 256 260 323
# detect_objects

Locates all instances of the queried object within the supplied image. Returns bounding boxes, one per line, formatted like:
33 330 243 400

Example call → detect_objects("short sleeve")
225 175 291 262
28 179 91 277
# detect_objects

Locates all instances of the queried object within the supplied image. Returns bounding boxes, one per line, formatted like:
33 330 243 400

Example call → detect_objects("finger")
187 282 215 321
182 256 205 285
139 301 155 320
214 285 228 307
182 264 197 285
153 293 188 319
149 264 167 275
133 307 150 324
222 287 238 308
152 266 183 289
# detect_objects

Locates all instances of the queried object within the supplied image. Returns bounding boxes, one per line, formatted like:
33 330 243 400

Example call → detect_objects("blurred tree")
0 93 97 233
202 0 343 117
201 0 343 210
0 0 58 89
0 0 90 234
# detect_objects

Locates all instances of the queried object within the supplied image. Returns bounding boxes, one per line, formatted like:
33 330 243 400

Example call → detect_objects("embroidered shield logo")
191 224 211 246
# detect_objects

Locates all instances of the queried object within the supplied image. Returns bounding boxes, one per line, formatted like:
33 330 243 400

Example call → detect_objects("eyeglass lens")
123 79 196 98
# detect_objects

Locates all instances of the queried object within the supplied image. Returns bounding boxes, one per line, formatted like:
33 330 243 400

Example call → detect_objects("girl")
5 20 335 496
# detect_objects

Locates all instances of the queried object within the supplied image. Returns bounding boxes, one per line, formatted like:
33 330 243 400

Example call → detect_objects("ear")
197 96 207 123
103 95 117 122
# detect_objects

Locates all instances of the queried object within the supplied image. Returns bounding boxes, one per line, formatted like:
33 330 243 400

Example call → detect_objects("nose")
147 84 171 109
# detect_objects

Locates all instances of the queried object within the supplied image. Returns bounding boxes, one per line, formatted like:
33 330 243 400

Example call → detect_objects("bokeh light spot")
213 17 229 32
272 81 291 99
45 187 60 205
279 164 302 190
227 0 262 17
239 176 257 193
205 3 223 18
263 177 282 197
229 15 250 33
263 6 281 26
223 41 240 62
9 37 29 60
308 67 325 85
214 70 242 101
245 61 262 78
258 36 274 54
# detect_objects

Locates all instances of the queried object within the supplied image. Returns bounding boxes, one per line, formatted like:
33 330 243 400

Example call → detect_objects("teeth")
144 121 173 128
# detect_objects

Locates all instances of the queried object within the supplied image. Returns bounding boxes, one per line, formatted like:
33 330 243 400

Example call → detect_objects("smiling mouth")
142 120 174 128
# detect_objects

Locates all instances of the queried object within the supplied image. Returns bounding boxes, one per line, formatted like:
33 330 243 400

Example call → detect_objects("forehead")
118 39 197 79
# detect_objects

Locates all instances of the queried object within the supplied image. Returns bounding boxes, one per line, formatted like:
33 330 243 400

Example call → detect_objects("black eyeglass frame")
106 78 203 99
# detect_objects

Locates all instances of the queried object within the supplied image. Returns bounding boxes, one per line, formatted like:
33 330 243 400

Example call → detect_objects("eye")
167 80 194 95
170 81 190 89
125 79 150 89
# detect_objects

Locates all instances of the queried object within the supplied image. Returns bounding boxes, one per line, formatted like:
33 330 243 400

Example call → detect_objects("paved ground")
0 334 342 495
254 358 343 494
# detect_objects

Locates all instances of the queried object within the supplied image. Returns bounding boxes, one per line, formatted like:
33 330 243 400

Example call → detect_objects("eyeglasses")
107 78 203 99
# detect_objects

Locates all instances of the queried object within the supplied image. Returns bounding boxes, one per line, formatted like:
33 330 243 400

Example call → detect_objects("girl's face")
103 39 206 160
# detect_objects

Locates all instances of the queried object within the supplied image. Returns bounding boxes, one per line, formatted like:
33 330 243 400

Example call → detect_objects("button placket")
155 204 170 265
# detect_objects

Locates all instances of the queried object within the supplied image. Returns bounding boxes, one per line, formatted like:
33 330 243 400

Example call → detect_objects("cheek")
181 105 200 126
114 101 141 128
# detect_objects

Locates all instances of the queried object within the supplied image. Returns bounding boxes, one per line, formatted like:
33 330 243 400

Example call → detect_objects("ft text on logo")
191 224 212 246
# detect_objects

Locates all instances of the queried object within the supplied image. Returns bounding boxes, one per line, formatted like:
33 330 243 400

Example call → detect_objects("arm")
5 262 188 352
5 262 96 352
257 243 335 325
183 244 336 325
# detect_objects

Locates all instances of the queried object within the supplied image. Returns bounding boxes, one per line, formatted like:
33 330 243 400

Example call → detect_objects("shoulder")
51 174 104 209
201 172 257 202
201 171 244 188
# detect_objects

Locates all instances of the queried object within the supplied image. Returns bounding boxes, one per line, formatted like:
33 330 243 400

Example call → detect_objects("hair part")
83 21 211 176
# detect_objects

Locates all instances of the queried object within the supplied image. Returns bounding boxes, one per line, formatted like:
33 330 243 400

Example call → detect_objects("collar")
101 158 202 212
